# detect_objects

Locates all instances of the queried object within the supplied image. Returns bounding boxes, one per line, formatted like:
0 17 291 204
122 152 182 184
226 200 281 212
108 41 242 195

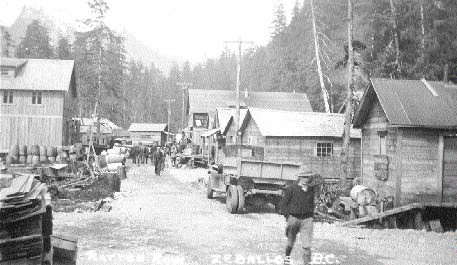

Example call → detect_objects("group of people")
130 143 166 175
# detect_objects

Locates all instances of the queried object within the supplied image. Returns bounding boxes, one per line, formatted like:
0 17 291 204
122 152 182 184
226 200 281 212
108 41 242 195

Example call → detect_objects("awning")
201 128 220 137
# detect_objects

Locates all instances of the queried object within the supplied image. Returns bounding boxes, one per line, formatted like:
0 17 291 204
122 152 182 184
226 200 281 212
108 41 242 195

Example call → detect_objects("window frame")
32 91 43 105
378 131 387 155
2 90 13 104
316 142 333 157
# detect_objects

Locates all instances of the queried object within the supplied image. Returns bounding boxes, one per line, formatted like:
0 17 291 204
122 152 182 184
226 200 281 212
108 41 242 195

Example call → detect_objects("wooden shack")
353 78 457 206
186 89 312 146
0 58 78 152
128 123 168 146
229 108 362 181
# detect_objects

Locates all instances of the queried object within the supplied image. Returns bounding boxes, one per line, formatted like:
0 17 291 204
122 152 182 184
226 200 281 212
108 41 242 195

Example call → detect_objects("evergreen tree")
271 1 287 38
1 26 14 57
15 19 53 59
57 37 72 59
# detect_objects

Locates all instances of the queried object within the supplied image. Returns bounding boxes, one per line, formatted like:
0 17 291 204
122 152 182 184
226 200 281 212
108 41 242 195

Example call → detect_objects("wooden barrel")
31 145 40 156
39 145 47 156
105 154 125 164
99 155 107 168
48 156 56 163
18 145 27 156
27 154 33 164
107 148 121 155
5 156 15 165
46 146 57 157
56 146 63 155
9 144 19 156
107 163 122 172
350 185 376 206
40 155 47 163
32 155 40 166
69 145 76 154
19 155 26 164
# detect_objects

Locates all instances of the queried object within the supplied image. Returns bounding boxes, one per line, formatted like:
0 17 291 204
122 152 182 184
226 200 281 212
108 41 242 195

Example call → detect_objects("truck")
206 158 301 214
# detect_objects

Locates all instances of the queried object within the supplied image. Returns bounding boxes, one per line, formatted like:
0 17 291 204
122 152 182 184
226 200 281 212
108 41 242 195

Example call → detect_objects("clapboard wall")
236 114 362 181
360 96 456 205
0 90 66 151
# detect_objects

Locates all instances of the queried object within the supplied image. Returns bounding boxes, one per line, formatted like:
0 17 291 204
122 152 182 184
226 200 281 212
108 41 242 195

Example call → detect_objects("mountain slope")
5 6 176 74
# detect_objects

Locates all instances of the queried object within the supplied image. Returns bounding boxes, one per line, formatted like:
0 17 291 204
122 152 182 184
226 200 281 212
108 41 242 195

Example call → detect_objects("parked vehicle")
207 159 301 214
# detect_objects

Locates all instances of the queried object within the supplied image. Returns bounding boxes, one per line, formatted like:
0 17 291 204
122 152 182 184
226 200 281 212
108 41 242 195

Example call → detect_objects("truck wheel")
206 177 214 199
226 185 239 214
236 185 245 213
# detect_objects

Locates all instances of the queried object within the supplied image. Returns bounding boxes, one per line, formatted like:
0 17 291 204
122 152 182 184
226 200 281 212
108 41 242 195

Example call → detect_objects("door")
443 137 457 202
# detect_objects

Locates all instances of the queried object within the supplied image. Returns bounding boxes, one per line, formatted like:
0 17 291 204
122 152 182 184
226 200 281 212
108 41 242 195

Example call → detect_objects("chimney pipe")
444 64 449 83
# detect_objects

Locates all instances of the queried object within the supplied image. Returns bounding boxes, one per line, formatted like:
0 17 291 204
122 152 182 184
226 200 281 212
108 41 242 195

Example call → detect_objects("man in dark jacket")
279 165 316 265
152 147 162 175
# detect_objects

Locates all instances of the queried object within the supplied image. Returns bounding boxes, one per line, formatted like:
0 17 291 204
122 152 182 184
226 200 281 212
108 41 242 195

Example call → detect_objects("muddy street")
53 163 457 265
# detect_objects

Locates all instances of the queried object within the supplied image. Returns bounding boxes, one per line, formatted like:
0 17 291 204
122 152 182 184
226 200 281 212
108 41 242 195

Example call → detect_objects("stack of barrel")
105 147 126 172
6 145 61 166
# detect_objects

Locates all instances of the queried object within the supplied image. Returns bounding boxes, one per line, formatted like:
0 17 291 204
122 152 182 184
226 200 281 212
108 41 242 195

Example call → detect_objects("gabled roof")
242 108 361 138
353 78 457 128
0 58 76 96
215 108 249 134
128 123 168 132
74 118 120 134
187 89 312 115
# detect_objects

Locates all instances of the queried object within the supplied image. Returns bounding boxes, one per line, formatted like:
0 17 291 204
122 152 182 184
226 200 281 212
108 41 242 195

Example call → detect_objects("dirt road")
53 163 457 265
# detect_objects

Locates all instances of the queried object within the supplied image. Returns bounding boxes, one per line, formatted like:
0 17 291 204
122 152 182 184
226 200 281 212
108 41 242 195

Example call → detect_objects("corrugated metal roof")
188 89 312 115
1 58 76 93
215 108 249 134
128 123 168 132
354 78 457 128
246 108 361 138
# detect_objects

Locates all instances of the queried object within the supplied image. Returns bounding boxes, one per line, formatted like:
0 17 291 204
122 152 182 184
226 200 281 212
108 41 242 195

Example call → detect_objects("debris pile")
0 173 53 264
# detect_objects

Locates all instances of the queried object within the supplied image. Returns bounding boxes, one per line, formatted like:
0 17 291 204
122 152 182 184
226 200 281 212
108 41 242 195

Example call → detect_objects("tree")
341 0 355 188
15 19 53 59
1 26 14 57
271 1 287 38
57 37 72 59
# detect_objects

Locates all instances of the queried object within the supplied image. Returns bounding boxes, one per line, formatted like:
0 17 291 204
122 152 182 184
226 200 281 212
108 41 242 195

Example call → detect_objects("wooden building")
186 89 312 146
353 78 457 206
222 108 362 181
128 123 168 146
0 58 78 152
73 117 120 146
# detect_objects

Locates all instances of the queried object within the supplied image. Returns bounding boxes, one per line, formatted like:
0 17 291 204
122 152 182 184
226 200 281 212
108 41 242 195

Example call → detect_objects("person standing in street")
279 165 316 265
152 147 162 175
131 145 137 164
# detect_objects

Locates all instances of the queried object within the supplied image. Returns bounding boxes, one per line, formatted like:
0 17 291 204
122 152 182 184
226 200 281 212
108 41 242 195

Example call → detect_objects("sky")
0 0 303 63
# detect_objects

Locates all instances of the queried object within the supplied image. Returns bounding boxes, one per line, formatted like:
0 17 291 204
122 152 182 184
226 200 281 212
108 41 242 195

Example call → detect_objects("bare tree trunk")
341 0 354 188
390 0 401 76
419 0 425 61
311 0 331 113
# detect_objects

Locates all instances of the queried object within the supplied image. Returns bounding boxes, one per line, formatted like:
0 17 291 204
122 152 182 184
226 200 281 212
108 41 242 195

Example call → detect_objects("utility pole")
177 82 192 131
163 98 175 143
225 38 254 153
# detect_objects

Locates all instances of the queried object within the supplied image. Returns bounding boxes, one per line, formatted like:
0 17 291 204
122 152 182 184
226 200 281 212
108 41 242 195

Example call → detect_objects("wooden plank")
437 135 444 202
339 203 425 227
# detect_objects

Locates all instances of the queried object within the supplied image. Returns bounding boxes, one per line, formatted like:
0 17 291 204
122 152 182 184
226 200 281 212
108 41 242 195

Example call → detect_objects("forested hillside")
2 0 457 131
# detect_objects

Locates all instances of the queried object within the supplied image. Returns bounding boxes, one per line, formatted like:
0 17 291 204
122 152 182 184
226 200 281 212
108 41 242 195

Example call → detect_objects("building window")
248 136 257 146
2 90 13 104
1 67 9 76
316 142 333 157
32 91 42 104
378 131 387 155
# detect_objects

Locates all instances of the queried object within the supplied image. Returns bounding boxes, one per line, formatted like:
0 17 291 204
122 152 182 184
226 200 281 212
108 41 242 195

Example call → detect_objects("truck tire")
226 185 239 214
206 177 214 199
236 185 245 213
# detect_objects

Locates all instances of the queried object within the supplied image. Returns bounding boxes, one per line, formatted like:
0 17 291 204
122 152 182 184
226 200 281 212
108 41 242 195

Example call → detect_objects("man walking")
279 165 316 265
152 147 162 175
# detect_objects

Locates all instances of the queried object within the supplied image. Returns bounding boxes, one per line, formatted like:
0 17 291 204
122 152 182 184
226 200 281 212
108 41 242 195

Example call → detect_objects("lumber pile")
0 173 53 264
